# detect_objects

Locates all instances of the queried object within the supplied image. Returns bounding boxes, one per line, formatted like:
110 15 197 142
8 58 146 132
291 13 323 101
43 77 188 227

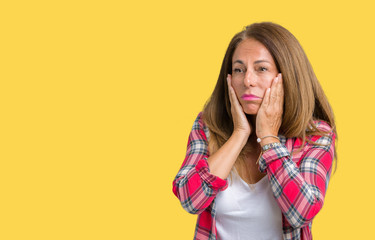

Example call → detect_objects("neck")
246 113 256 127
244 114 261 150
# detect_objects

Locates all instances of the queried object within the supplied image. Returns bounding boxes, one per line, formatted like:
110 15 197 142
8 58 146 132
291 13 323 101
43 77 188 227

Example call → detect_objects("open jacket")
172 112 336 240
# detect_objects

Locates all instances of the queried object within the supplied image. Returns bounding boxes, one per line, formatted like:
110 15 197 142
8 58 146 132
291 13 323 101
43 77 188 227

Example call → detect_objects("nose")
244 70 256 87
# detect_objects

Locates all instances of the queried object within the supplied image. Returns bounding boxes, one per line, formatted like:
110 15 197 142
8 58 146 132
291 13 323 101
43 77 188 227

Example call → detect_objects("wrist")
232 130 250 147
261 142 282 152
259 137 280 147
256 133 280 147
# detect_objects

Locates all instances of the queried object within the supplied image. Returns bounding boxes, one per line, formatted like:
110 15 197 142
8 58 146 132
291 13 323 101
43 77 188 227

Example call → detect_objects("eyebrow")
233 59 271 65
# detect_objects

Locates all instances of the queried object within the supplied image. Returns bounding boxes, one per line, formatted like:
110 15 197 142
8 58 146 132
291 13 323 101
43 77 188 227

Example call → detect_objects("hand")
227 74 251 137
256 73 284 142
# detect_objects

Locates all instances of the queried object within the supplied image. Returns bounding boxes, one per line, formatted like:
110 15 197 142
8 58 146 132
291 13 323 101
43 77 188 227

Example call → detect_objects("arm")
258 122 336 229
207 74 252 180
172 112 228 215
173 75 251 215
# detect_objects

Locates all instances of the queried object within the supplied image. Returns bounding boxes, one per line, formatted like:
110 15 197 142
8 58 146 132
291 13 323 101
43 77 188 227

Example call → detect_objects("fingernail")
275 77 279 82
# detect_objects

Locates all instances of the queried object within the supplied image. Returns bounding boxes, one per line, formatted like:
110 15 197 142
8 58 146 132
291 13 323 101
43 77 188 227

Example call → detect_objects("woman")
172 22 337 240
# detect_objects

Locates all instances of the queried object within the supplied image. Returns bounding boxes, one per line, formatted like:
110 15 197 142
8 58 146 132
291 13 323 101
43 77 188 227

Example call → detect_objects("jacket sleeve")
258 121 336 229
172 112 228 215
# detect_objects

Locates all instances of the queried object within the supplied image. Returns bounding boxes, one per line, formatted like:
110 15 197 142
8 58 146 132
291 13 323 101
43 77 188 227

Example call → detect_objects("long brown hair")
202 22 337 185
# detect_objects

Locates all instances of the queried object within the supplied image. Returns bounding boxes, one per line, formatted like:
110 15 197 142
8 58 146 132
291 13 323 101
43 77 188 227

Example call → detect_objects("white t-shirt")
215 171 283 240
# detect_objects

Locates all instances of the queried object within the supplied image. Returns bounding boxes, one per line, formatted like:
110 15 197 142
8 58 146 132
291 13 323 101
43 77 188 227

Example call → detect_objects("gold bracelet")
257 135 280 143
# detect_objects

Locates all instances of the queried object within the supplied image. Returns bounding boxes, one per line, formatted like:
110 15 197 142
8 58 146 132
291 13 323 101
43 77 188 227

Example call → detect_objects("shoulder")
282 120 336 152
193 112 205 129
196 111 204 123
191 112 210 140
312 120 334 133
304 120 336 152
309 120 336 143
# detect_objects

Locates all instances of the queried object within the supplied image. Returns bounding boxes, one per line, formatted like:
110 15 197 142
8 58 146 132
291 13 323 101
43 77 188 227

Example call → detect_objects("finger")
227 74 234 103
277 73 284 108
269 75 279 104
261 87 271 108
227 75 245 114
227 75 238 107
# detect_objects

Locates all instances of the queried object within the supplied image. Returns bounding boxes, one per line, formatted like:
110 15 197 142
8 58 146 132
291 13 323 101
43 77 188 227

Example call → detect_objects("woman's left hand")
256 73 284 143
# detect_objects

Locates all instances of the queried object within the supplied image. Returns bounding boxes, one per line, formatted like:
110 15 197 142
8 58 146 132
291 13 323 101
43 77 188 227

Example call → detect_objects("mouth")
241 94 262 101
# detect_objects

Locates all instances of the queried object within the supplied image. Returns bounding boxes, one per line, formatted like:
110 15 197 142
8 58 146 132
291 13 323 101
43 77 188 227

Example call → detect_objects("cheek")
260 78 274 95
231 81 243 96
264 76 274 87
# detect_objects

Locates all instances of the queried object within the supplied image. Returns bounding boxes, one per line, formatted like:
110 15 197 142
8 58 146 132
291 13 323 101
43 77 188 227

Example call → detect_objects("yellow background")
1 0 374 239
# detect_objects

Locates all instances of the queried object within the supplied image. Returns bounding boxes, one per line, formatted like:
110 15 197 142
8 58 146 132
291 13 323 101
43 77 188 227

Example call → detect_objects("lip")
241 94 262 101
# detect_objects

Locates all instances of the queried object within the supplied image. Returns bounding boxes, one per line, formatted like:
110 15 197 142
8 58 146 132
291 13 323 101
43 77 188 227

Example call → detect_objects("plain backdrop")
1 0 375 239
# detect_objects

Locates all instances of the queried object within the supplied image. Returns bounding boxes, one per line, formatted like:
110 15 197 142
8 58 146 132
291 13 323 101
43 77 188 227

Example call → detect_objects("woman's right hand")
227 74 252 137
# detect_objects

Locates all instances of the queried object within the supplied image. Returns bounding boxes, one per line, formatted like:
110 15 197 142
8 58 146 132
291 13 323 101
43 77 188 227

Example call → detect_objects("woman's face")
231 38 279 115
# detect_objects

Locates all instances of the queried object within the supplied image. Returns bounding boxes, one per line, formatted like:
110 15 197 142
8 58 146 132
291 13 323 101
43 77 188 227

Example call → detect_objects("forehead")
232 38 274 63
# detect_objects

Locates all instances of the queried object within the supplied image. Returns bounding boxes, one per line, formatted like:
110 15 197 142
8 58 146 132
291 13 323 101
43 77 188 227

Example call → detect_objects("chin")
242 106 259 115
